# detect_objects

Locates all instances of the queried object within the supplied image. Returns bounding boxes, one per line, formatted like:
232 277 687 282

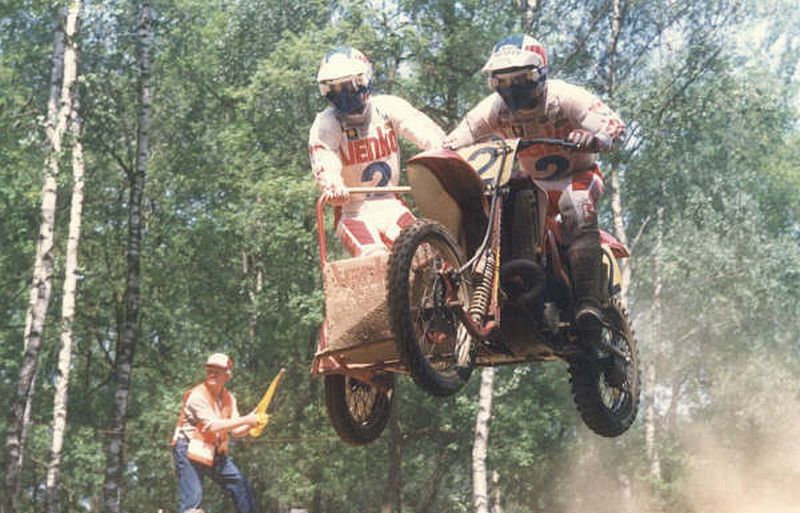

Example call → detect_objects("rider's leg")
372 197 415 246
557 167 606 331
336 202 387 257
173 440 206 513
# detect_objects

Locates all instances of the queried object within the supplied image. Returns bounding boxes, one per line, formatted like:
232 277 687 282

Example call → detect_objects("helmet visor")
488 67 545 89
319 75 370 116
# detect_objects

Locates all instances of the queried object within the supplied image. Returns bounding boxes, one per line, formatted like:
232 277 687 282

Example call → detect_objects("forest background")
1 0 799 512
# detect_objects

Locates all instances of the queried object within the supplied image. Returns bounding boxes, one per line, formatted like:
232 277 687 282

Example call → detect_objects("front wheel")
388 220 474 397
568 298 640 437
324 373 394 445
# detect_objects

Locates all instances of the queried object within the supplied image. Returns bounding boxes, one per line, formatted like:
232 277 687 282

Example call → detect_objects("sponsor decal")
340 126 398 165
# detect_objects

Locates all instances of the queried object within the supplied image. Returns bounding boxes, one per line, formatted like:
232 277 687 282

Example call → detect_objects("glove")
321 182 350 206
441 135 459 150
567 129 597 151
248 413 270 438
442 125 474 150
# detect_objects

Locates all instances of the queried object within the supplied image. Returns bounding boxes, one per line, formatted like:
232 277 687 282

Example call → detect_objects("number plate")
456 139 520 187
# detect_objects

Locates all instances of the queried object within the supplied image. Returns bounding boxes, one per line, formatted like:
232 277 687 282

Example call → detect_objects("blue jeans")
173 439 258 513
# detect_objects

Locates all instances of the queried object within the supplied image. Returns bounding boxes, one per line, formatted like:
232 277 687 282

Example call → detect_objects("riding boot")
567 235 606 338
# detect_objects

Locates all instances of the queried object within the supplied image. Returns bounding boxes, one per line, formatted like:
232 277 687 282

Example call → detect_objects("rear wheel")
568 298 640 437
388 220 474 397
324 373 394 445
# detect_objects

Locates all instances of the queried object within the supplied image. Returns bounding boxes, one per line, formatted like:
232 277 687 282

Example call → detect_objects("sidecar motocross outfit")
445 79 626 323
309 94 444 257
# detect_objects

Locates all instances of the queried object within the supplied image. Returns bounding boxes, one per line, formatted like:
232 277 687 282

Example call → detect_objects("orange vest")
171 383 233 466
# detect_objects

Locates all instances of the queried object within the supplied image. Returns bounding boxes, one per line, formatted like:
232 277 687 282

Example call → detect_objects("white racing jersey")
445 80 626 181
308 94 444 211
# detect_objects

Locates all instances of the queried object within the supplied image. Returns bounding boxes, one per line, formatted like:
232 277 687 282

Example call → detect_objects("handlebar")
345 186 411 194
518 138 579 150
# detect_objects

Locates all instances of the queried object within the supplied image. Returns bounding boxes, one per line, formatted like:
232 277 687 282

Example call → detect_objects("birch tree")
45 5 84 512
643 204 663 482
102 3 152 512
604 0 633 307
4 6 78 510
472 367 495 513
380 417 403 513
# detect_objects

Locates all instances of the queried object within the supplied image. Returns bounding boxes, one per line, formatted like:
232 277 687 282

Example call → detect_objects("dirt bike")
386 138 640 437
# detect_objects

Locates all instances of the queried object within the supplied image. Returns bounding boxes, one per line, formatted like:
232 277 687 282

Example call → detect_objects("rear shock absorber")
469 251 495 323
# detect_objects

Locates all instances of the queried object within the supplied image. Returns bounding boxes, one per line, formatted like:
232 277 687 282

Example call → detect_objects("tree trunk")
603 2 637 507
102 4 152 512
514 0 539 32
472 367 495 513
242 252 264 347
380 416 403 513
490 470 502 513
419 446 452 513
644 204 664 482
4 7 76 511
604 0 632 308
46 3 84 510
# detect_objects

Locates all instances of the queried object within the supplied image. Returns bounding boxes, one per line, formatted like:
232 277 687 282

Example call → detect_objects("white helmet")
317 47 373 116
483 34 549 112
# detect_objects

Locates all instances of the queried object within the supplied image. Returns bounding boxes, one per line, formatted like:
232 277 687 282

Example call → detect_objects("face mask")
497 83 540 111
326 85 370 116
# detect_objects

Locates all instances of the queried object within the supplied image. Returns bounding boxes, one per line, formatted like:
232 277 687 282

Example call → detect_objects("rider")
308 46 445 257
443 34 626 334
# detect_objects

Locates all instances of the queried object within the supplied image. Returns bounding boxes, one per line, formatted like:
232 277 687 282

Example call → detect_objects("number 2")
467 147 499 178
534 155 570 178
361 161 391 186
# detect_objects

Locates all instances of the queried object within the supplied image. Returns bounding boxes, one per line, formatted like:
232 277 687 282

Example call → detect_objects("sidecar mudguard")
407 149 488 256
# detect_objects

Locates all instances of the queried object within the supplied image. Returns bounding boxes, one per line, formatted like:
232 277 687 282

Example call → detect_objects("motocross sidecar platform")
310 194 407 377
312 251 402 374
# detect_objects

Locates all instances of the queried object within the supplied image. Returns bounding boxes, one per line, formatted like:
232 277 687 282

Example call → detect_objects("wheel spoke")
406 235 469 375
345 378 380 424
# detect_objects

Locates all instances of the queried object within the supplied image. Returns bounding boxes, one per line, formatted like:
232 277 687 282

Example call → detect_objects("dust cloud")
557 359 800 513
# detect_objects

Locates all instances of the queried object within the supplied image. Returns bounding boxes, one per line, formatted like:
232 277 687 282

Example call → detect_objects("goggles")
488 67 546 89
318 74 369 96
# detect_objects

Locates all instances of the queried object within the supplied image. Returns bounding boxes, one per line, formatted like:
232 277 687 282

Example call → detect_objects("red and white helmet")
482 34 548 74
483 35 549 112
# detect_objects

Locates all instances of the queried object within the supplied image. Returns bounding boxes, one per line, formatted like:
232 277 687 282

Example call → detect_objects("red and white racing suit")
445 79 626 309
309 95 444 256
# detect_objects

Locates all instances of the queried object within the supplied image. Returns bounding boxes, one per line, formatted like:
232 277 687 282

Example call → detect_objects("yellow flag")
248 368 286 438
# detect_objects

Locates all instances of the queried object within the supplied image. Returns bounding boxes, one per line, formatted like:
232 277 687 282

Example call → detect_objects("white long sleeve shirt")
308 94 444 210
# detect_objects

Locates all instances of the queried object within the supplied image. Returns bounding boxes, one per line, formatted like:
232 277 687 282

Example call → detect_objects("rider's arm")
442 94 502 149
308 110 346 193
229 399 257 438
380 95 445 150
187 392 258 434
560 81 626 152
